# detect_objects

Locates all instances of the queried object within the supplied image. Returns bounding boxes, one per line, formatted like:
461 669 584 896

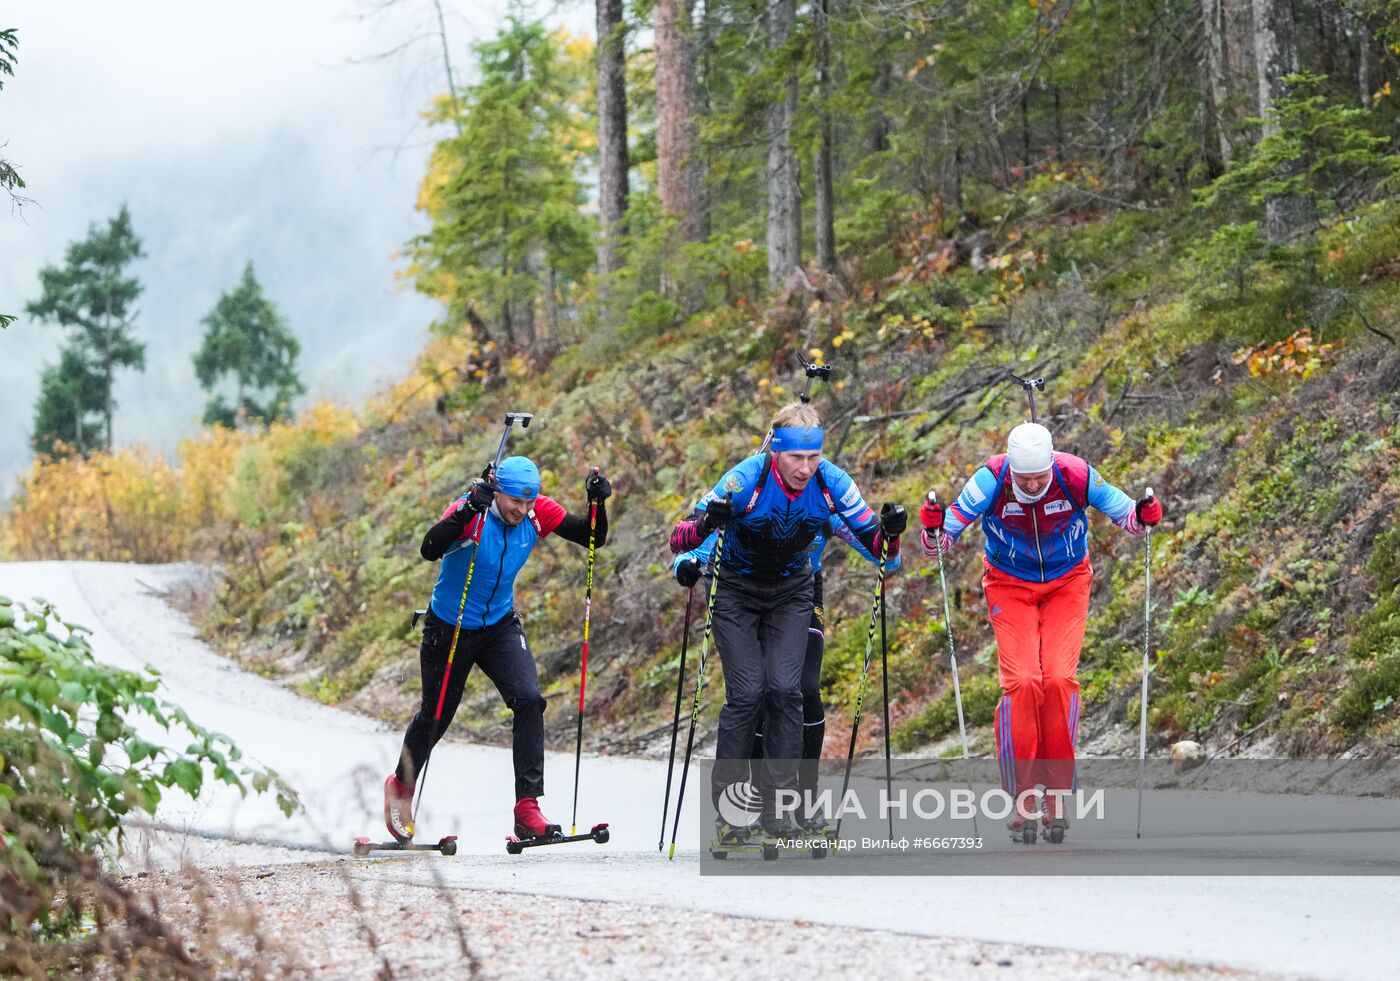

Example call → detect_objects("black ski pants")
396 607 546 799
709 570 813 807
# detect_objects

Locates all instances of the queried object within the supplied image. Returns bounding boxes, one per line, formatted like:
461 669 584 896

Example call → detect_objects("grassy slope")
199 198 1400 762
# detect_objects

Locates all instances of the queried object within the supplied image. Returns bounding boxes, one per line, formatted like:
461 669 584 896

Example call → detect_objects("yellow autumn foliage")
0 401 359 563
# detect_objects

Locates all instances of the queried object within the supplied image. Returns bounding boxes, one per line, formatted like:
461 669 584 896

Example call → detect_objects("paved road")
5 560 1395 980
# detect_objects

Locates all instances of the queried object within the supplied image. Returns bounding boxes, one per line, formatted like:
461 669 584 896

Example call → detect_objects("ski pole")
759 355 833 452
1136 486 1154 839
928 491 978 837
879 566 894 841
668 523 726 861
834 537 888 842
413 411 532 832
658 587 695 851
1007 371 1045 423
569 480 601 836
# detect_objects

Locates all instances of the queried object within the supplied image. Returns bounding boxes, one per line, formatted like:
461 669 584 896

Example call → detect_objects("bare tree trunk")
866 50 892 156
1251 0 1310 243
430 0 464 137
1349 10 1375 107
1020 90 1031 171
766 0 800 287
813 0 836 274
1202 0 1260 166
596 0 628 283
655 0 705 247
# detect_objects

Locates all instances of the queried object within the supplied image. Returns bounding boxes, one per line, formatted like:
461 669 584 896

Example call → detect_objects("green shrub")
1 593 297 971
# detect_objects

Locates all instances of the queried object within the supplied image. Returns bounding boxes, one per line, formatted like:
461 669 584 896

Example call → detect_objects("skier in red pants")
920 422 1161 841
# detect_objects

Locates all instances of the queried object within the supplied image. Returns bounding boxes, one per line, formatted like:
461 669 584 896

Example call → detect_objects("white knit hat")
1007 423 1054 474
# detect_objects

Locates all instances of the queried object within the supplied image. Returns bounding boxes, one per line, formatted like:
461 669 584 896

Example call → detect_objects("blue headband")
770 426 824 452
494 456 540 499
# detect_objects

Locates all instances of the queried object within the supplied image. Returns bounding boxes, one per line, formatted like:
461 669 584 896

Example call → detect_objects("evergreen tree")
193 262 303 429
30 347 106 457
409 16 593 355
26 205 146 453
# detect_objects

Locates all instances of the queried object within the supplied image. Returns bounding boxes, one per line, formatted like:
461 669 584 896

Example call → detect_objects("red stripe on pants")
982 558 1092 800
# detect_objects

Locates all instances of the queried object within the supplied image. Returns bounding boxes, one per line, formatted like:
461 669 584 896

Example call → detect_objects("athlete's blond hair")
771 402 821 431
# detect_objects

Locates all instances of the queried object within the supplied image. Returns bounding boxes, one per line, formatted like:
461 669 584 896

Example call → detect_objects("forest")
6 0 1400 769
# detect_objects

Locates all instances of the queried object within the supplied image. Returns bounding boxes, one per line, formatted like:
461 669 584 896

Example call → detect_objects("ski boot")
755 813 800 861
512 797 562 843
710 818 758 860
383 774 416 843
799 810 837 859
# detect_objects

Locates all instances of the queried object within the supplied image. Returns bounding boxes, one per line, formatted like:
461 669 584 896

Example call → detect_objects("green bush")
892 673 1001 751
1 593 297 973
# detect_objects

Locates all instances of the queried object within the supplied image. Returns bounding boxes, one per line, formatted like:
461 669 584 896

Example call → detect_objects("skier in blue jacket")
669 402 906 840
674 521 891 833
384 456 610 843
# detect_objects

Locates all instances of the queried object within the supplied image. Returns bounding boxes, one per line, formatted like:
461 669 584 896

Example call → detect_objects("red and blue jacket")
423 495 604 628
922 452 1144 582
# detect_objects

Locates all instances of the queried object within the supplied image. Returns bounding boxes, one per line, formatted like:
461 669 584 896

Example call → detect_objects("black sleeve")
553 500 608 548
421 511 471 561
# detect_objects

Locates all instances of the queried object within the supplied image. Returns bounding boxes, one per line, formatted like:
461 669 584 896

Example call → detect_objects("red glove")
920 494 945 531
1136 495 1162 526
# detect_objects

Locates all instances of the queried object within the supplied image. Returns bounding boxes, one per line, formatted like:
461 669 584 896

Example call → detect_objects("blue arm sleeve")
696 454 764 515
1086 465 1140 530
945 466 1000 542
826 514 901 571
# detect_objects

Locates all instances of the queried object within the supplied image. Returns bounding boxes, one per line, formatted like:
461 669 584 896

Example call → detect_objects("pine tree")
193 262 304 429
26 205 146 453
31 347 106 456
409 16 593 356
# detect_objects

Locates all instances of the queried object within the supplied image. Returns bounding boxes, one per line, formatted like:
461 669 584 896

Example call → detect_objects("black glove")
461 478 498 515
585 467 612 503
675 558 701 588
701 494 735 531
879 502 907 537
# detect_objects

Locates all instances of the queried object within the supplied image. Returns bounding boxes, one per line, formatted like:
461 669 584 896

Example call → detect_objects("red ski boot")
513 797 562 841
383 774 416 843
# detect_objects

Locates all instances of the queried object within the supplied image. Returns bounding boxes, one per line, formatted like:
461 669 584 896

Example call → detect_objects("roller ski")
354 774 460 855
1041 815 1069 844
353 835 458 856
708 819 777 862
1041 794 1069 843
504 796 610 854
1007 815 1039 845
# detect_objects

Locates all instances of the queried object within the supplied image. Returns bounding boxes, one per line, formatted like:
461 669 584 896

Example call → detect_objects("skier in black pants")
384 455 610 842
674 523 891 833
669 402 906 842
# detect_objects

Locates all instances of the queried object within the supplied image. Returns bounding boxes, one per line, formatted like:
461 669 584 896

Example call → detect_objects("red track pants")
983 558 1092 809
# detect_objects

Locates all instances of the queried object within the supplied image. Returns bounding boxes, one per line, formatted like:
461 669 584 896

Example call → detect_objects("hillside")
150 197 1400 764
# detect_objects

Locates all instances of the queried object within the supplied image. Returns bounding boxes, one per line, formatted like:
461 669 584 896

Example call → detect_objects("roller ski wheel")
505 823 610 855
761 842 779 862
1041 817 1068 844
352 835 457 857
1008 818 1037 845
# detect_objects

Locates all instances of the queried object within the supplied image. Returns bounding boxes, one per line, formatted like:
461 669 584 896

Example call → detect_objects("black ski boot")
710 818 757 860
